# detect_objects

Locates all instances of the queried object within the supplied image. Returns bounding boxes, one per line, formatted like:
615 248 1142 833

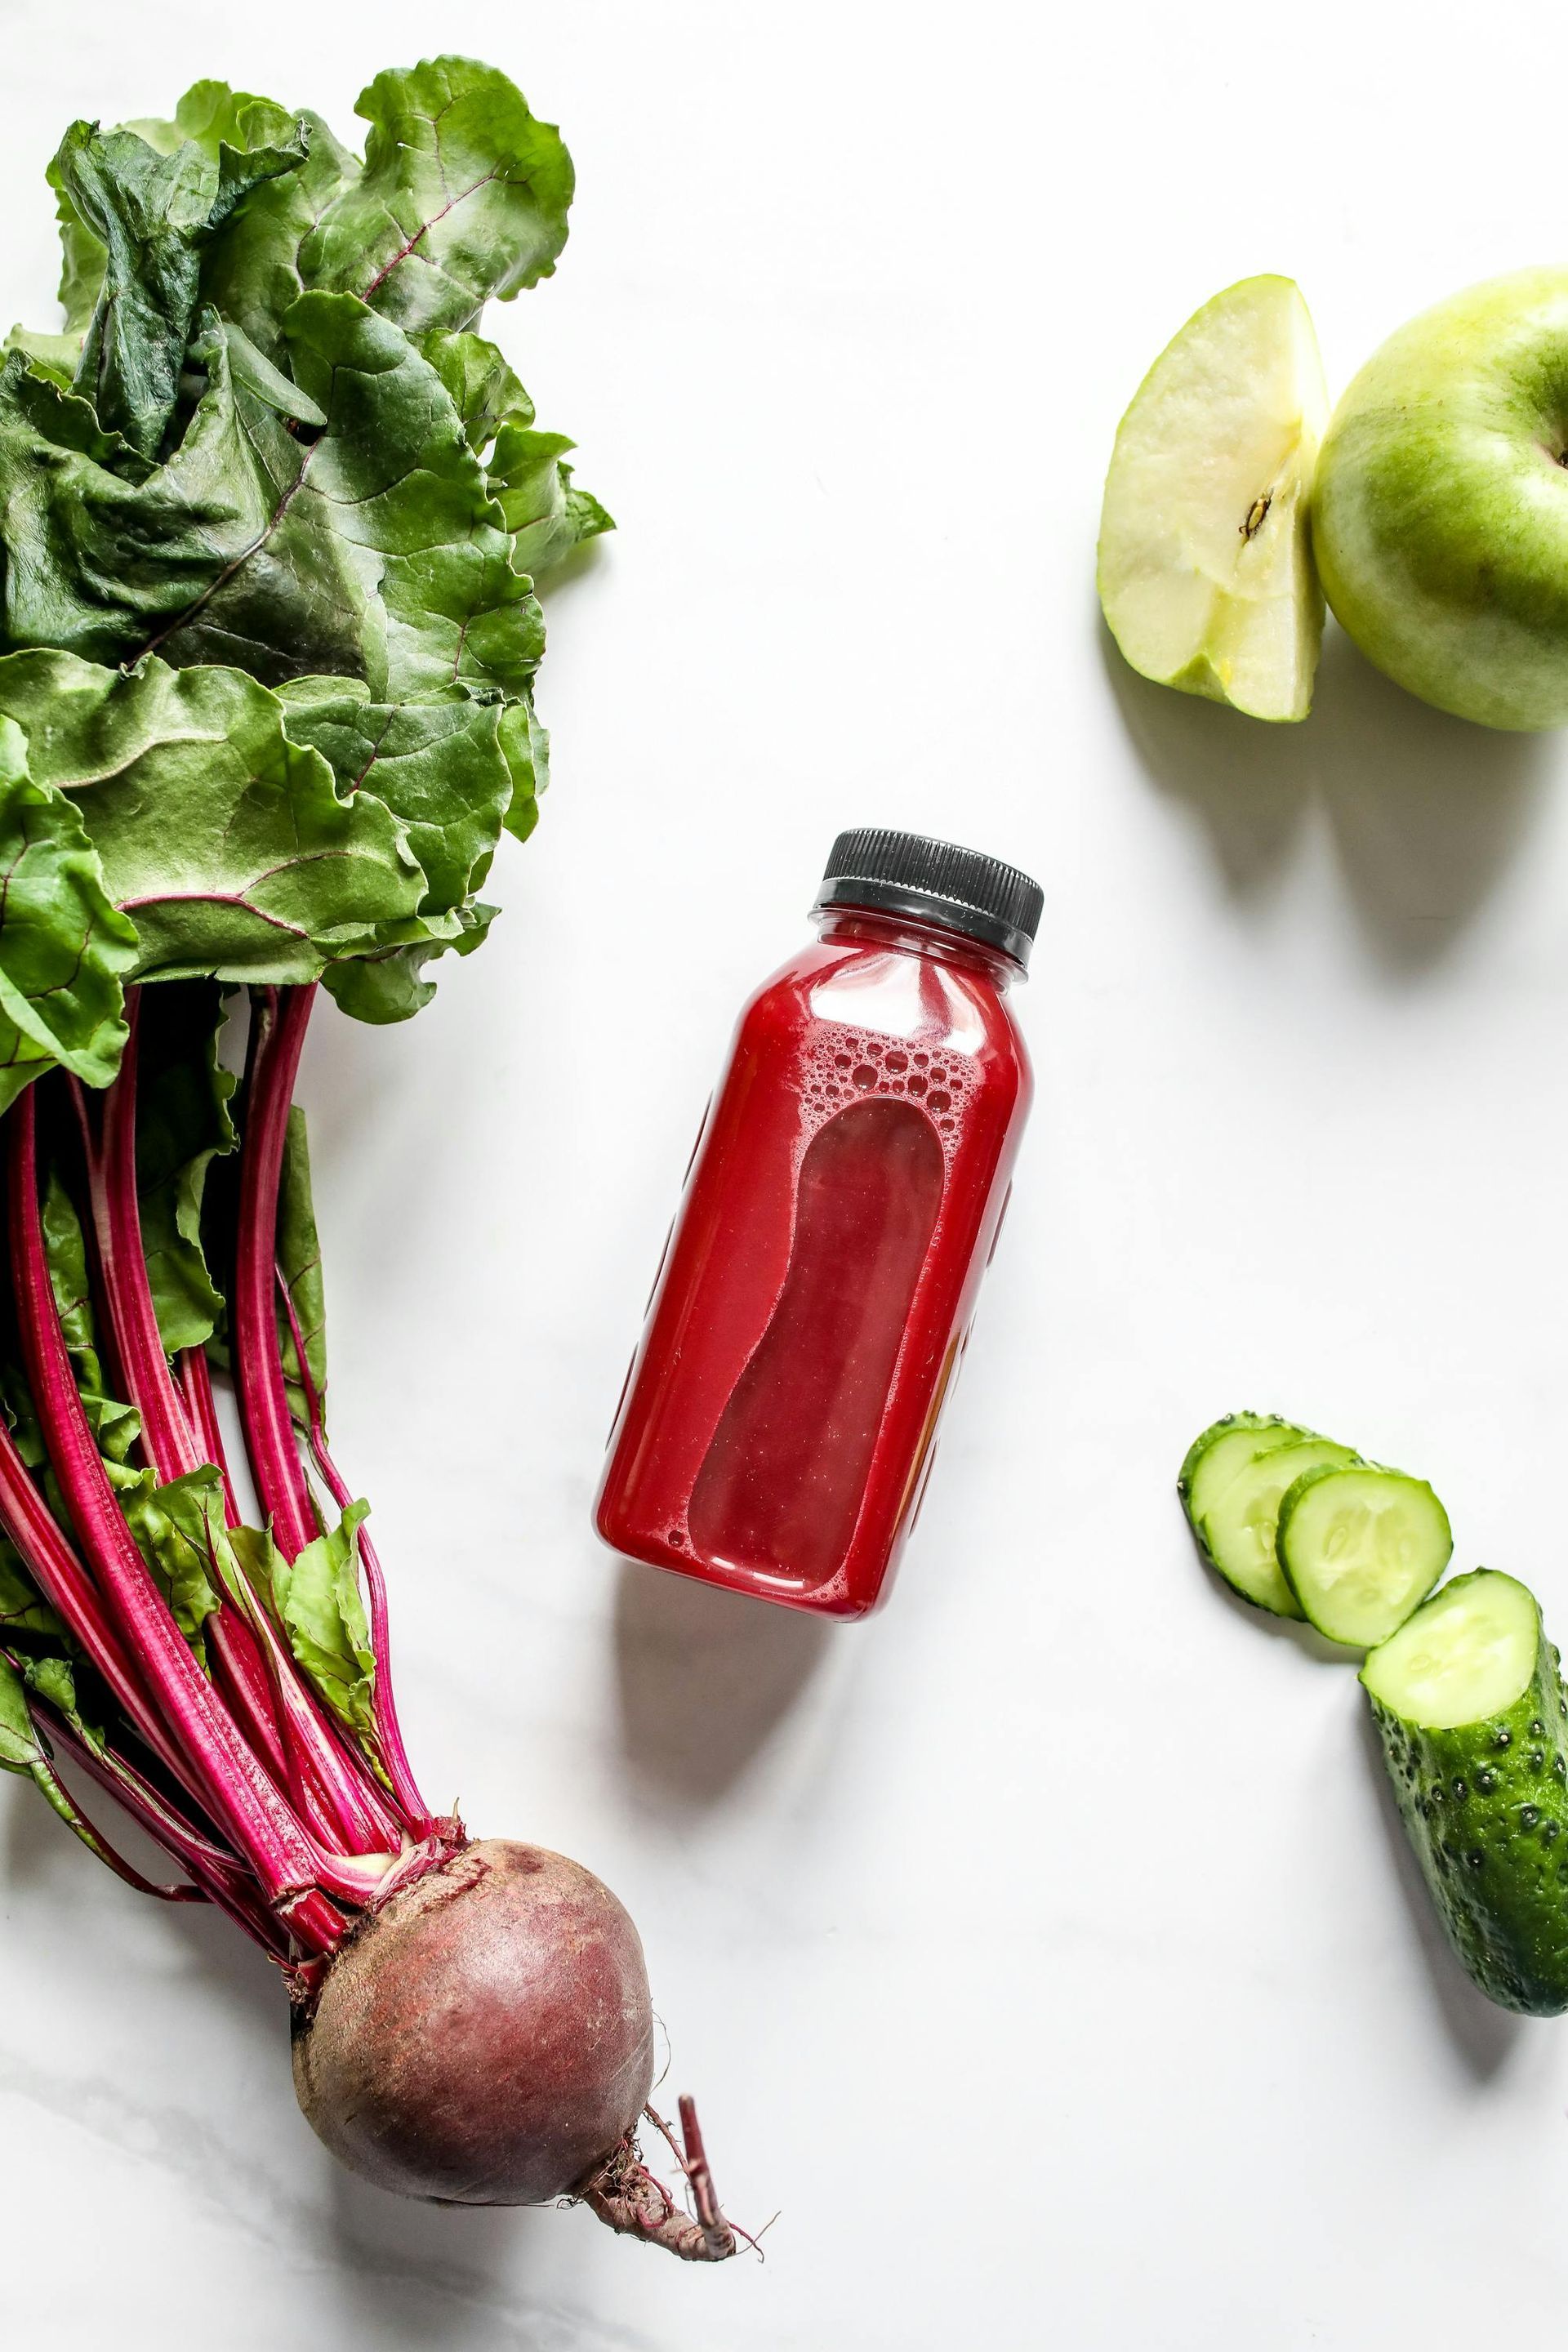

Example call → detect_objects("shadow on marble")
1102 616 1554 968
520 529 610 612
324 2170 526 2347
1355 1705 1524 2078
1199 1562 1350 1665
323 2170 653 2352
0 1760 286 2035
612 1556 830 1807
2 1758 87 1880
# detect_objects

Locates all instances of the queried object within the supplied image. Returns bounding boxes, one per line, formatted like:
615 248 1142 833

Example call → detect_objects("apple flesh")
1098 275 1329 723
1313 268 1568 731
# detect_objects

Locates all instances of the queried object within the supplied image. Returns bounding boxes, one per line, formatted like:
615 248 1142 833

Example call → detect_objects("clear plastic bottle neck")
812 904 1025 989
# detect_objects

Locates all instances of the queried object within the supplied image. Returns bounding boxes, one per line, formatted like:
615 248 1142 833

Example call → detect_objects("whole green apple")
1313 268 1568 730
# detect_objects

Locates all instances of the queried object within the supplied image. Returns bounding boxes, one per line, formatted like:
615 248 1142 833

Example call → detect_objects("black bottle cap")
813 827 1043 970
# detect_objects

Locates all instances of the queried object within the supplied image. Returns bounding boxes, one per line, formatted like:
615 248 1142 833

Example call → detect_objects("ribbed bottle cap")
813 827 1043 969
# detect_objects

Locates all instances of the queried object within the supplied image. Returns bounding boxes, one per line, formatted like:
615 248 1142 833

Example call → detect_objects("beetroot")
0 987 738 2260
295 1842 657 2207
292 1840 739 2256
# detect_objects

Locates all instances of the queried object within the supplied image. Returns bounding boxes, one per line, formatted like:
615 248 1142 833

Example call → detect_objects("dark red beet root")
292 1840 656 2205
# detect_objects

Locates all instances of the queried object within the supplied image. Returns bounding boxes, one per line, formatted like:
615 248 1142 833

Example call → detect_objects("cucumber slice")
1362 1572 1568 2015
1361 1570 1537 1728
1178 1413 1314 1536
1276 1463 1451 1648
1198 1435 1358 1616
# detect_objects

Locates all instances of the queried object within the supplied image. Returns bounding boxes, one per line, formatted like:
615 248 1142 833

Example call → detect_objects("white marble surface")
6 1 1568 2344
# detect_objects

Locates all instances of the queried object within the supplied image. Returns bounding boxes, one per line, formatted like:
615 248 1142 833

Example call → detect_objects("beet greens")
0 56 737 2257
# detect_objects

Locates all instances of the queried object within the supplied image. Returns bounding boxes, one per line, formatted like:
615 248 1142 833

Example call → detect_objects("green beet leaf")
0 55 599 1112
55 118 308 461
21 1654 84 1723
0 1647 135 1865
129 79 304 159
59 82 354 367
40 1171 140 1464
265 1498 376 1744
0 1652 89 1797
322 899 497 1025
221 318 327 430
46 154 109 341
134 978 238 1355
109 1460 225 1654
0 1655 96 1820
277 1102 327 1426
488 417 614 582
281 294 546 701
0 328 81 387
0 1542 64 1644
0 715 139 1118
497 697 549 845
43 60 576 356
0 1432 110 1771
277 680 512 915
0 1544 101 1742
0 653 425 982
0 301 546 709
0 1649 43 1775
302 57 573 333
417 327 531 448
197 109 362 361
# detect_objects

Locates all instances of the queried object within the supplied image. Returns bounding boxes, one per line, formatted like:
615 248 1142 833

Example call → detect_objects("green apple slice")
1098 274 1330 722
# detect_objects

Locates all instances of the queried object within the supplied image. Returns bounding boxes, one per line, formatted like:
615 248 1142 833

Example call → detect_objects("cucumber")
1198 1435 1358 1617
1178 1413 1313 1549
1362 1571 1568 2016
1276 1463 1451 1648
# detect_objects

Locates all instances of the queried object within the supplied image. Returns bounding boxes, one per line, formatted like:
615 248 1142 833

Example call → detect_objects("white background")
2 1 1566 2345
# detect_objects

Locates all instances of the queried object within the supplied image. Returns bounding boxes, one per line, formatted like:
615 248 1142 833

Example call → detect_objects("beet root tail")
578 2097 740 2261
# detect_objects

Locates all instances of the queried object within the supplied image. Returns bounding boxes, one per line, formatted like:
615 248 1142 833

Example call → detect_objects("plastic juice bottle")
595 828 1039 1619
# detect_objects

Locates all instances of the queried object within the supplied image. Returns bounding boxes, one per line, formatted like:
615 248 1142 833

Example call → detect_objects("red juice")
595 830 1038 1619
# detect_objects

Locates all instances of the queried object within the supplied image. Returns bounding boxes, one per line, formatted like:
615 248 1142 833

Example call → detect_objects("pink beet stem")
177 1340 406 1848
222 1524 406 1854
47 1715 305 1962
235 983 427 1834
71 1050 294 1788
280 1276 432 1828
0 1410 194 1797
234 988 319 1560
177 1347 240 1526
7 1708 207 1904
81 1004 402 1857
0 1431 336 1932
8 1088 341 1939
87 996 203 1480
